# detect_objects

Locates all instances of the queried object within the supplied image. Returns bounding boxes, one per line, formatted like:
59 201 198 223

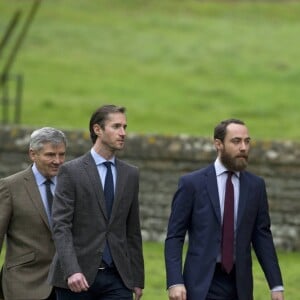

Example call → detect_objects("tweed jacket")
48 152 144 290
0 167 55 300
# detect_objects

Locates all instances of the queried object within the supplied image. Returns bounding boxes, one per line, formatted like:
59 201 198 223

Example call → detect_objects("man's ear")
29 149 36 162
214 139 222 151
93 124 103 137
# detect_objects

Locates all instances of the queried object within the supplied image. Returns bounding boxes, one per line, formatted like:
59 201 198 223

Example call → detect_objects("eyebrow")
112 122 127 127
230 137 251 141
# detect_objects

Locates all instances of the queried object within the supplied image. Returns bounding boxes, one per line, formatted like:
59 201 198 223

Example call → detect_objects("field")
1 0 300 140
0 1 299 299
0 242 299 299
143 242 299 300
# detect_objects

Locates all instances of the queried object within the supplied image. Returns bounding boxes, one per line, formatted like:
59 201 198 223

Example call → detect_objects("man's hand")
168 284 187 300
133 287 143 300
67 272 89 293
271 291 284 300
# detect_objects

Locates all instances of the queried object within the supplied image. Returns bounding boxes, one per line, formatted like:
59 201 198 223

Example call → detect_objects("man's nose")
120 127 126 136
53 155 64 164
240 141 248 151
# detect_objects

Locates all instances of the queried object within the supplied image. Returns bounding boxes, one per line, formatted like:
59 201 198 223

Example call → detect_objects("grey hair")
29 127 67 151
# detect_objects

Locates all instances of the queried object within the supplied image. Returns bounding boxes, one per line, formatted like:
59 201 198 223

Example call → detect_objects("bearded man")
164 119 284 300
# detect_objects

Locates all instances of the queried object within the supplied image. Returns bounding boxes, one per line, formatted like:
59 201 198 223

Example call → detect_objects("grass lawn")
143 242 298 300
1 0 300 140
0 1 299 297
1 241 297 299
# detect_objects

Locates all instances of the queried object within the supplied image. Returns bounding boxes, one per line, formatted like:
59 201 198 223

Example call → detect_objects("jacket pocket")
6 252 35 269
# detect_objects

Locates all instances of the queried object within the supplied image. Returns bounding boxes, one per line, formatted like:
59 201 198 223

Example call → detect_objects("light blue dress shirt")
31 163 56 224
90 148 116 192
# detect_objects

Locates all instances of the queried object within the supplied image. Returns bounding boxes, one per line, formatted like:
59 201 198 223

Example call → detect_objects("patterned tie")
44 179 53 216
221 171 234 273
102 161 114 265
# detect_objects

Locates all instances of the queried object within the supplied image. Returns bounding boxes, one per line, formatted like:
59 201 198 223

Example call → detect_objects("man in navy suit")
164 119 284 300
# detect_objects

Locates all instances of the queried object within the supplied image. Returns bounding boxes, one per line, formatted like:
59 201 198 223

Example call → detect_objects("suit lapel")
109 159 126 221
82 153 108 219
206 165 222 225
206 166 249 229
23 168 51 229
236 171 248 229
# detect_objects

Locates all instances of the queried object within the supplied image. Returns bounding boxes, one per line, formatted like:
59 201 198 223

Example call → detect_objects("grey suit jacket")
48 152 144 290
0 167 55 300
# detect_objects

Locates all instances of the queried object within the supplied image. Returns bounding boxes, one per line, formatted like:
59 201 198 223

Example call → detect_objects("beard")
220 149 248 172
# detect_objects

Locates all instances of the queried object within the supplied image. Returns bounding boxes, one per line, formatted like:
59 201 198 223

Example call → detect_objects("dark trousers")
206 263 238 300
45 289 56 300
55 267 133 300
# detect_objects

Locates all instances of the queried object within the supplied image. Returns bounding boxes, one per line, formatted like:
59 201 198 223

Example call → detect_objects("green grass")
1 0 300 140
0 242 298 299
143 242 297 300
1 1 299 297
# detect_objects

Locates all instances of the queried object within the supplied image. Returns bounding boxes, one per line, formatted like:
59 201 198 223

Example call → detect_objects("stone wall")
1 126 299 251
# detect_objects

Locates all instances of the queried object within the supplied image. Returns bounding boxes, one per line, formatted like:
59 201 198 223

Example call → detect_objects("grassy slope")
1 1 299 298
143 242 298 300
0 242 298 299
1 0 300 140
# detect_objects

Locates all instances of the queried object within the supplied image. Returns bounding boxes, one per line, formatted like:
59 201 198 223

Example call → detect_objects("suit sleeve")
51 164 82 279
251 178 283 289
125 168 145 288
164 175 194 288
0 179 12 253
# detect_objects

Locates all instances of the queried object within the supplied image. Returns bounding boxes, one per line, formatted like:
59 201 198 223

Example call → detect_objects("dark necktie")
102 161 114 265
44 179 53 216
221 171 234 273
103 161 114 218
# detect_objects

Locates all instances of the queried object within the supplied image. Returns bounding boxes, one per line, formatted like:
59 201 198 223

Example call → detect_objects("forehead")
39 142 66 152
225 123 249 139
106 112 126 123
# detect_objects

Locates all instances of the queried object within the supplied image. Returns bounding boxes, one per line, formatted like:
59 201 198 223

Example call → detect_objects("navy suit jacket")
165 164 283 300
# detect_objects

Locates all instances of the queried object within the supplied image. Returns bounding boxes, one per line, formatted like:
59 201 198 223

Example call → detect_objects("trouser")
206 263 238 300
45 288 56 300
55 265 133 300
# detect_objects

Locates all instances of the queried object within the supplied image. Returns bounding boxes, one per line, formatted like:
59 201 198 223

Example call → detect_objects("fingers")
67 272 89 293
133 287 143 300
271 291 284 300
168 285 187 300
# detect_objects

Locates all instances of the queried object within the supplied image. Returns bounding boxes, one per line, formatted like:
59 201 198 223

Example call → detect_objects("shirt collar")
32 163 57 186
90 148 115 166
214 157 240 178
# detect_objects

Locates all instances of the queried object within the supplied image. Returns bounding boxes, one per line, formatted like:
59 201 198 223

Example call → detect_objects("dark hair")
89 104 126 144
214 119 245 142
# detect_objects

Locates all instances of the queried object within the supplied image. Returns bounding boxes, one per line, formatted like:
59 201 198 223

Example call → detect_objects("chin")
235 164 248 171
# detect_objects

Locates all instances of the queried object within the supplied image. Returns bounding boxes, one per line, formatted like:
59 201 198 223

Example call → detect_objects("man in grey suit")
48 104 144 300
165 119 284 300
0 127 67 300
